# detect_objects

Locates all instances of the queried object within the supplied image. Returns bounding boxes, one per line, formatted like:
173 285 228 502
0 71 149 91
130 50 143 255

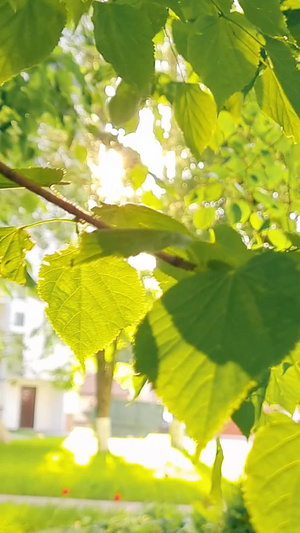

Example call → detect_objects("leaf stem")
0 160 197 272
21 218 77 230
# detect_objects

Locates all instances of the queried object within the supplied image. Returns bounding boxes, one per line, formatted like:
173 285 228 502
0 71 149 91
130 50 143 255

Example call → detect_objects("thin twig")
0 160 197 272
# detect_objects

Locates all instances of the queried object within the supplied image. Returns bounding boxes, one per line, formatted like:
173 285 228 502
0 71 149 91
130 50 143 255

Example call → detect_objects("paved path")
0 494 191 513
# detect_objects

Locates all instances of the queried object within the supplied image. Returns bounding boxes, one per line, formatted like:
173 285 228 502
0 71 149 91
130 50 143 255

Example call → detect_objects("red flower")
114 492 121 501
62 488 70 496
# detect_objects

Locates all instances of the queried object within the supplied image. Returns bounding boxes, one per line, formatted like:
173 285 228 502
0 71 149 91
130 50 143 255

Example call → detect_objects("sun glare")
90 144 127 203
62 428 98 466
109 434 201 482
128 252 156 272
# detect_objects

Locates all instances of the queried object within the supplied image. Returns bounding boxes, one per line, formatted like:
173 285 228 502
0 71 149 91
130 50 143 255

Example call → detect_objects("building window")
13 312 25 327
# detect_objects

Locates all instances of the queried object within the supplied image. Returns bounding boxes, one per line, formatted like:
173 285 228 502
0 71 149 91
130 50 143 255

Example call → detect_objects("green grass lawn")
0 436 213 504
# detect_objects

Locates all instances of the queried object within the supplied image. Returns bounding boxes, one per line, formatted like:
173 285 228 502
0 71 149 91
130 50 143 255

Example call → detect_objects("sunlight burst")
62 428 98 466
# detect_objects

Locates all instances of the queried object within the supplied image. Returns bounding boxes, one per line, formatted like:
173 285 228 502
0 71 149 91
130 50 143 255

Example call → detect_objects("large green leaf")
266 362 300 414
189 225 253 271
129 0 168 36
188 12 261 107
75 228 192 264
116 0 168 36
108 80 142 126
93 203 191 236
0 227 34 284
179 0 216 21
38 247 146 362
0 0 66 85
93 2 154 89
174 83 217 159
158 252 300 377
244 416 300 533
255 65 300 142
154 261 193 292
134 299 253 449
284 8 300 45
0 167 65 189
265 37 300 117
172 19 190 59
239 0 288 36
161 0 184 20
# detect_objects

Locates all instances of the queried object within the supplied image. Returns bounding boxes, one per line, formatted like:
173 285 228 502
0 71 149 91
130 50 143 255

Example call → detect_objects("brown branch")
156 251 196 271
0 160 197 272
0 160 110 231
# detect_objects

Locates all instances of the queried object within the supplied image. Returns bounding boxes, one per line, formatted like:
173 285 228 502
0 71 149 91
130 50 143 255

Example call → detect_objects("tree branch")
0 160 197 272
0 161 110 231
155 251 196 271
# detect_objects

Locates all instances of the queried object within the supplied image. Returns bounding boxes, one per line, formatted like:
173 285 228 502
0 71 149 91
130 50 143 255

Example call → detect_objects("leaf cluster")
1 1 300 531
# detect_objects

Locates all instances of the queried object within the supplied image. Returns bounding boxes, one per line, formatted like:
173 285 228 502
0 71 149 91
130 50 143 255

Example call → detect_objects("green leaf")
239 0 288 36
250 372 271 430
159 252 300 377
126 164 148 190
108 80 142 126
93 2 154 90
232 399 255 438
209 438 224 507
172 19 190 59
265 37 300 117
0 167 65 189
65 0 92 26
250 212 267 231
38 247 146 362
75 228 192 264
244 417 300 533
281 0 300 8
174 83 217 159
0 0 66 85
179 0 219 21
154 257 193 292
203 183 224 202
0 227 34 284
116 0 167 36
227 200 251 224
285 9 300 46
141 190 162 210
255 65 300 142
134 299 252 449
160 0 185 20
266 362 300 414
268 228 292 250
188 12 261 108
189 225 252 270
193 207 216 229
285 231 300 248
93 203 192 236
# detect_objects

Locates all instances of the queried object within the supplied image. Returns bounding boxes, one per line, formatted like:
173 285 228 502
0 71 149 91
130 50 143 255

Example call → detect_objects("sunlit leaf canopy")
1 1 300 530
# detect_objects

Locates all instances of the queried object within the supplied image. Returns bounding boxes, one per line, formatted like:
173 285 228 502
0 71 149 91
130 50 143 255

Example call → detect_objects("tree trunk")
95 349 114 452
170 418 185 450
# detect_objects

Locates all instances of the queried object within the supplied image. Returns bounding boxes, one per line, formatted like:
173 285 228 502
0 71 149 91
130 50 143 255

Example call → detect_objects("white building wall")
2 381 20 430
1 294 72 435
34 382 65 434
2 379 65 435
